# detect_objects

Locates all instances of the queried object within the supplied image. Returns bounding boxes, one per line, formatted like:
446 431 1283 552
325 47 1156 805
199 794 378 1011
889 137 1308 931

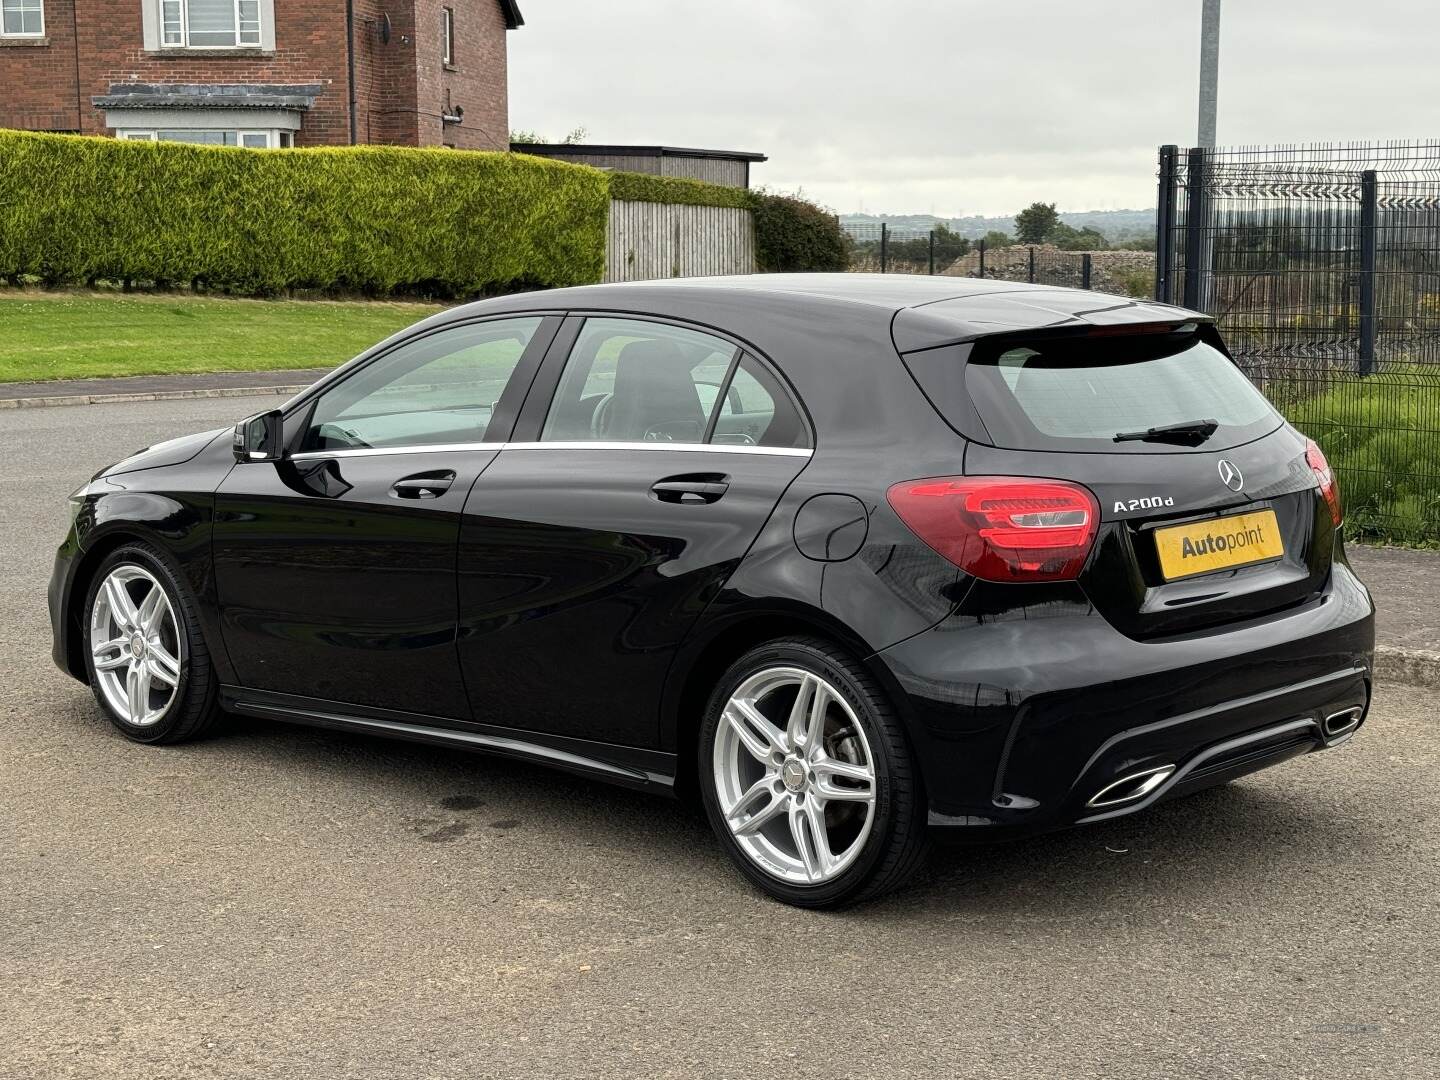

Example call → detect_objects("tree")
1014 202 1059 244
1049 222 1110 251
508 126 587 145
979 229 1014 249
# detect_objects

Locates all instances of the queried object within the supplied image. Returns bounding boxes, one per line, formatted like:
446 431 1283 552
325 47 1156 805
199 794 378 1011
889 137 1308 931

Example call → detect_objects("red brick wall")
0 0 82 132
0 0 511 148
413 0 509 150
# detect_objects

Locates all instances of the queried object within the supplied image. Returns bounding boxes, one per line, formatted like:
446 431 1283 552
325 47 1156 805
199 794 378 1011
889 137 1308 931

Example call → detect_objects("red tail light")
886 476 1100 582
1305 439 1342 527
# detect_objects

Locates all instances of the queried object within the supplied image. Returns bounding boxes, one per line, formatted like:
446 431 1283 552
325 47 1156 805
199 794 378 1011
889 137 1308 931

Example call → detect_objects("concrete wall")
606 200 755 283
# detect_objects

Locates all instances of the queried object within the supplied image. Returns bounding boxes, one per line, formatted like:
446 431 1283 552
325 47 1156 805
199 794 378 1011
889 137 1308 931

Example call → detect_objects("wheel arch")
662 602 913 803
62 528 163 682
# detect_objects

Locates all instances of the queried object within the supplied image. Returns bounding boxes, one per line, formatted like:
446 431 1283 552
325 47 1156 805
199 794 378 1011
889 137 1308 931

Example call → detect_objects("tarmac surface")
2 396 1437 1079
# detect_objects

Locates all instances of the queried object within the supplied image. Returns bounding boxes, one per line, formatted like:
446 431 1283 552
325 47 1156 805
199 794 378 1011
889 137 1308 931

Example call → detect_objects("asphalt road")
3 398 1437 1079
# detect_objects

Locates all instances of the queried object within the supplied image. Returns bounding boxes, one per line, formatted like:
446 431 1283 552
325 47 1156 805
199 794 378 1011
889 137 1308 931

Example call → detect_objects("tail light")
886 476 1100 582
1305 439 1342 527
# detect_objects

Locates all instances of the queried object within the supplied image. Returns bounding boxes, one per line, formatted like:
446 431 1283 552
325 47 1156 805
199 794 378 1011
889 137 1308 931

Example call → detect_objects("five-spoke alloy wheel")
89 564 183 727
713 666 877 885
700 637 928 908
81 543 220 744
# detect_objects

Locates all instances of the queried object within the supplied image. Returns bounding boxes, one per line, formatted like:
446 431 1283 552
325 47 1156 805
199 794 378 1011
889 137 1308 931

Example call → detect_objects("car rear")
874 311 1374 835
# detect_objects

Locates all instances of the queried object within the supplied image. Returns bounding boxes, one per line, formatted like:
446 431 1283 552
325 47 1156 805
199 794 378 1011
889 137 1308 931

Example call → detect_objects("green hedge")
0 131 608 296
608 170 754 210
0 131 850 293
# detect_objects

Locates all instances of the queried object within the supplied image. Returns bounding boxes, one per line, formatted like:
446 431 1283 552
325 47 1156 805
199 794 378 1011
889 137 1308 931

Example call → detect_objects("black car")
49 275 1374 907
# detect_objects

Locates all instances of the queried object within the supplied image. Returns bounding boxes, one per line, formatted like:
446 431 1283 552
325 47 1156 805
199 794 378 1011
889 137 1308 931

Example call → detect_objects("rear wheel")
82 543 221 744
698 637 929 907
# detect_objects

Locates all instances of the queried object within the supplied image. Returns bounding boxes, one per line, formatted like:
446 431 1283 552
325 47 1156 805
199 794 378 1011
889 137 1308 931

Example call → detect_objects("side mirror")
233 409 285 463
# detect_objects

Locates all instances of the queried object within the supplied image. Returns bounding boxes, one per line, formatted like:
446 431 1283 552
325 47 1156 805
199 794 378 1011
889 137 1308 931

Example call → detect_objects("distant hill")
840 209 1156 244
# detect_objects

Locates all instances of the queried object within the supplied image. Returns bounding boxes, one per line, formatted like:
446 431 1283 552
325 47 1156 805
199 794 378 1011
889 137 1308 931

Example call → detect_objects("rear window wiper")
1113 418 1219 445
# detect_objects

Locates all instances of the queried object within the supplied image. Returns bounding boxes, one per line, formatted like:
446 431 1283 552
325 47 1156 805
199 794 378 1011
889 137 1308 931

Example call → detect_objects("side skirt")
220 686 677 795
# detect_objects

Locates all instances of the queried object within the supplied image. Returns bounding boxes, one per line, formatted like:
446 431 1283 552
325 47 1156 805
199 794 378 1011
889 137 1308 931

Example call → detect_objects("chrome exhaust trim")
1322 706 1363 739
1086 764 1177 809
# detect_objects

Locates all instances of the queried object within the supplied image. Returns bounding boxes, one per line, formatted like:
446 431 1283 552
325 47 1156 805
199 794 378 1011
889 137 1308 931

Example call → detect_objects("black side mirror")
233 409 285 463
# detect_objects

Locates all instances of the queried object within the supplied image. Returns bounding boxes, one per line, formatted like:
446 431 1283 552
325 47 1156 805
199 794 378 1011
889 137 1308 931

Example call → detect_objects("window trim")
522 313 813 450
0 0 45 38
117 128 287 148
441 6 455 66
159 0 262 49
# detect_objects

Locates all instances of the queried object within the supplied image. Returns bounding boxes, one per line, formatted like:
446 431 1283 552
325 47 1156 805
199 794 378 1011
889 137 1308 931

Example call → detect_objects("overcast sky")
508 0 1440 217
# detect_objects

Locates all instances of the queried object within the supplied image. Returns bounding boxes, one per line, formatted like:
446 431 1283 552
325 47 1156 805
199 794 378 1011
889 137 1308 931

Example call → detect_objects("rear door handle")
391 470 456 499
650 475 729 505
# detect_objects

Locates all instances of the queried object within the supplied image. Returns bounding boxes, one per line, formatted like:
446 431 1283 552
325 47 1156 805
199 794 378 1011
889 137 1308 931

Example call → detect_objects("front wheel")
82 542 221 744
698 637 929 908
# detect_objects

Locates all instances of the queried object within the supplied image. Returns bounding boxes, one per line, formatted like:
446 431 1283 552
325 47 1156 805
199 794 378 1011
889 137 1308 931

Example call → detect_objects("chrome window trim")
287 440 813 462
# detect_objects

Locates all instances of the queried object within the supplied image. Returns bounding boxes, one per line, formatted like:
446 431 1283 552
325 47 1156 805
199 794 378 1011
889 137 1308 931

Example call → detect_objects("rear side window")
911 326 1279 453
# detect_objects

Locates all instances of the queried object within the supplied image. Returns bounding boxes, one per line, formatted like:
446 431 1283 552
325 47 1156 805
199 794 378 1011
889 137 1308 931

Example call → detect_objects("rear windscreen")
918 326 1280 453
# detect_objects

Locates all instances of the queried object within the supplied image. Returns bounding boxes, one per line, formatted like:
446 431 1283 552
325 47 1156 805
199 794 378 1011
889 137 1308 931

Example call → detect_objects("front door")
213 315 556 717
456 316 813 747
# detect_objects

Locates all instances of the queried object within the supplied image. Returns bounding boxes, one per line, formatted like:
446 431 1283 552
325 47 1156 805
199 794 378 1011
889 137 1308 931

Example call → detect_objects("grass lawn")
0 291 446 383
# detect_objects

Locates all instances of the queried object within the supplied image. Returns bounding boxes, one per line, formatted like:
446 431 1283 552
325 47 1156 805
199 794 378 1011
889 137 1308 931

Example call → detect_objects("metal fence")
846 224 1110 288
1157 141 1440 542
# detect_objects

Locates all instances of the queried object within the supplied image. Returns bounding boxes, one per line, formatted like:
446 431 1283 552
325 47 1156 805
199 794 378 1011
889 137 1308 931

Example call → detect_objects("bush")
0 131 608 296
1284 368 1440 544
608 171 753 210
748 188 849 273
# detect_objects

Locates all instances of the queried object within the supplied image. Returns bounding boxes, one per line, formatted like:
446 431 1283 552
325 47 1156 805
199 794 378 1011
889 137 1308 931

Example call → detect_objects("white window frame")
1 0 45 38
159 0 261 49
442 6 455 66
116 128 287 149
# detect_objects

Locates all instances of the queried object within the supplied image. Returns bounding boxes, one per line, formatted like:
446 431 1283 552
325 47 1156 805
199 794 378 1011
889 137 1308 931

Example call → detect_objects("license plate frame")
1153 508 1285 581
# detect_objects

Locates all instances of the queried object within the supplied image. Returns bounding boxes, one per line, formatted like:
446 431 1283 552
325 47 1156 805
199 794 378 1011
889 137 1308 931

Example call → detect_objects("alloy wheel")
89 564 183 727
713 666 878 885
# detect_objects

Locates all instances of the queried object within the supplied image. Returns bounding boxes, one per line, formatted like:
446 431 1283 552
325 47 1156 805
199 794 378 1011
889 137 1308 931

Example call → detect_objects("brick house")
0 0 522 149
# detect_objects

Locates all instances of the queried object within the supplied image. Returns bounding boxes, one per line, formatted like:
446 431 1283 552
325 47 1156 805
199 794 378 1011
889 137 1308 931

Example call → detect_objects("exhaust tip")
1087 764 1177 809
1323 706 1363 739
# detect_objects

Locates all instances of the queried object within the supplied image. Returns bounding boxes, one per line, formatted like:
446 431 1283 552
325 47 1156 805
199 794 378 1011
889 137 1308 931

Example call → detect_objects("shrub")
748 188 849 273
608 171 753 210
0 131 608 296
1284 367 1440 544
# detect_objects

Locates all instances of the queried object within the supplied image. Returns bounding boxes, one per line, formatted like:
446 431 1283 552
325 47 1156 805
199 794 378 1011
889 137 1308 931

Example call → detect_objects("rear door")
905 322 1333 638
456 315 812 747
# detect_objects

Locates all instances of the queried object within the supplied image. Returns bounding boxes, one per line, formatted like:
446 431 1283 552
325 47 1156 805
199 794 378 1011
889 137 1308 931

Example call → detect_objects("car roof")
446 274 1202 354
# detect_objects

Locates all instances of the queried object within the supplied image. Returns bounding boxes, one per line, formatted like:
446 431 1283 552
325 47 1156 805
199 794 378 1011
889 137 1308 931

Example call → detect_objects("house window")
442 7 454 66
1 0 44 37
118 129 287 148
161 0 261 48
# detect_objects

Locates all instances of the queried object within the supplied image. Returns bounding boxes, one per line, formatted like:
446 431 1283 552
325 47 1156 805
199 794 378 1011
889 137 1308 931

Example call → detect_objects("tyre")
81 542 221 745
698 636 929 908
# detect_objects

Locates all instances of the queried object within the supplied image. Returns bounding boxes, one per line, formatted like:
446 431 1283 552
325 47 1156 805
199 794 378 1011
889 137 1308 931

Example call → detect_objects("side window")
711 354 810 448
301 317 542 451
540 318 737 444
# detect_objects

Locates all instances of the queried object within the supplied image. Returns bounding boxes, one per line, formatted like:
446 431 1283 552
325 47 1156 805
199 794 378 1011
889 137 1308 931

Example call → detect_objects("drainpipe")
71 1 83 130
345 0 359 144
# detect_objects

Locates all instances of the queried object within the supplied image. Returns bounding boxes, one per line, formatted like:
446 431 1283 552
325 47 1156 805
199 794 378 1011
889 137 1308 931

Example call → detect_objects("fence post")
978 239 986 279
928 230 936 275
1359 169 1377 375
1028 246 1036 284
879 223 888 273
1082 253 1093 290
1155 145 1179 302
1182 146 1208 310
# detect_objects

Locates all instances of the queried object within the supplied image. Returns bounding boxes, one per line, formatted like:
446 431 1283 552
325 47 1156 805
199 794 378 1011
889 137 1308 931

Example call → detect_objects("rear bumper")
873 561 1375 838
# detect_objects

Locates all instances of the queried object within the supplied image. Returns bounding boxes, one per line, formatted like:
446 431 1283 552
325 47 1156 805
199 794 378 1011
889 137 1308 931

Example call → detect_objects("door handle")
650 474 729 505
391 470 456 499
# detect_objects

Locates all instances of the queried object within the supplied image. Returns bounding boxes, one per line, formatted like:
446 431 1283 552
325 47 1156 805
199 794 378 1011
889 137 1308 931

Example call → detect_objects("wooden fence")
605 200 755 282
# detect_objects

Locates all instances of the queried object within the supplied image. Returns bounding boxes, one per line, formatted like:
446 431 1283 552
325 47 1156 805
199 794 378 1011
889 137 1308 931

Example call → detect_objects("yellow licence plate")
1154 509 1284 581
